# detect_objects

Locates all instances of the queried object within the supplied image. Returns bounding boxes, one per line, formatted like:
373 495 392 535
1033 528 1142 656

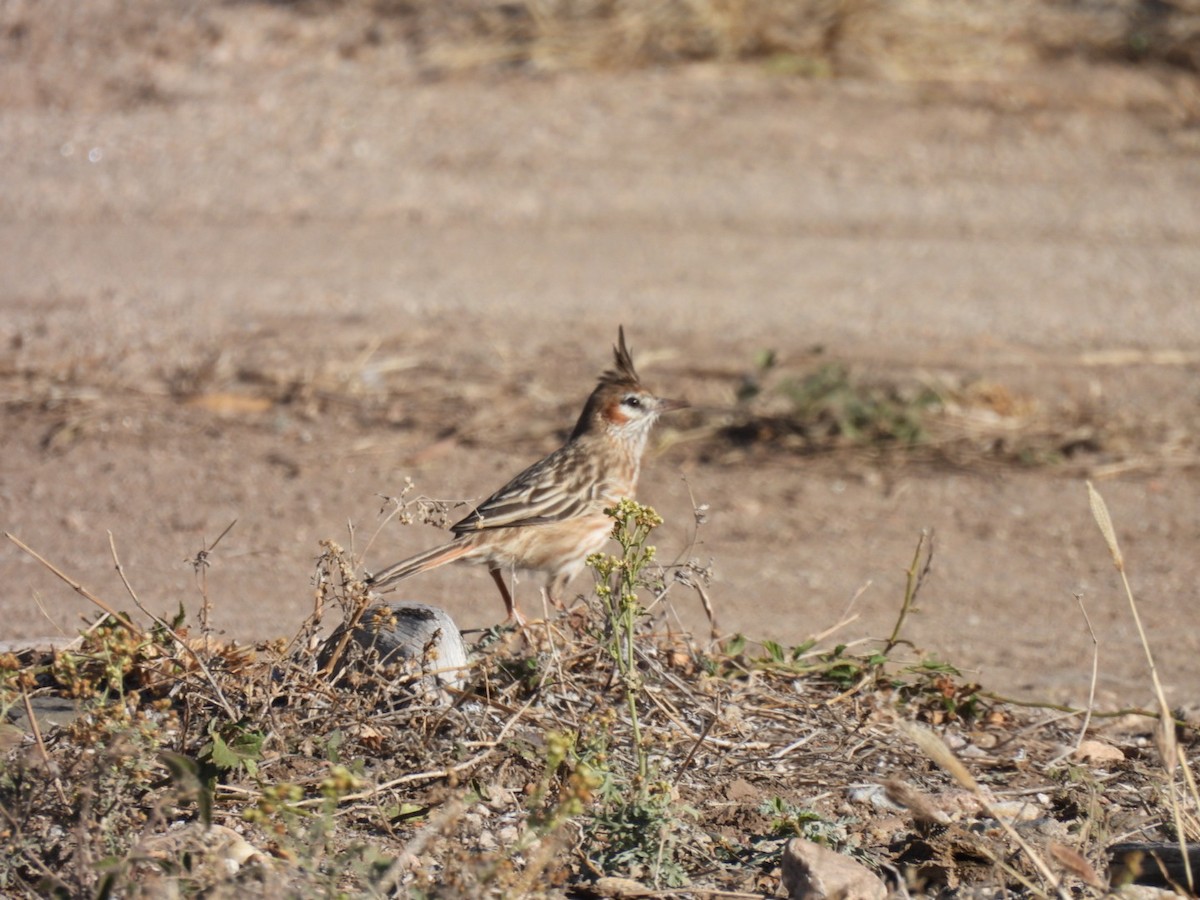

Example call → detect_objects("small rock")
985 799 1045 822
1074 739 1125 764
1115 887 1181 900
592 876 654 897
850 782 907 813
781 837 888 900
5 696 83 733
485 787 517 812
140 822 265 875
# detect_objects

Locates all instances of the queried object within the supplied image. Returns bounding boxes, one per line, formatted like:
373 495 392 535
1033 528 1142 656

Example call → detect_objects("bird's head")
571 326 687 444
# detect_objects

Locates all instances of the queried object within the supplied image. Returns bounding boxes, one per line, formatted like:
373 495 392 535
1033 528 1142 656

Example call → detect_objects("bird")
366 326 686 624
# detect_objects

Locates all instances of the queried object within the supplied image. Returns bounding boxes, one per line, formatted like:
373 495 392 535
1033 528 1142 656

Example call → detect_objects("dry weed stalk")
883 528 932 656
108 531 239 721
188 518 237 637
1087 480 1196 893
5 532 143 638
899 720 1069 899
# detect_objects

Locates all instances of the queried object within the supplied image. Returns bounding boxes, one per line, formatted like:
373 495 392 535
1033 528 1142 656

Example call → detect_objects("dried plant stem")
884 529 932 655
1048 594 1100 766
190 519 237 639
901 721 1069 899
5 532 143 638
107 531 239 722
672 703 720 782
20 688 70 807
1087 481 1193 892
1086 484 1169 708
331 697 535 804
358 477 422 574
979 693 1157 718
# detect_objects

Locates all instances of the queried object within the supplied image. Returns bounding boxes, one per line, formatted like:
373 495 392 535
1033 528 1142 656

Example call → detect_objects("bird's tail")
366 541 474 589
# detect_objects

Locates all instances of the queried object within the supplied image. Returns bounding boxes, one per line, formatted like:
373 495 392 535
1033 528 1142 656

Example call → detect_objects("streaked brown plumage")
367 326 686 623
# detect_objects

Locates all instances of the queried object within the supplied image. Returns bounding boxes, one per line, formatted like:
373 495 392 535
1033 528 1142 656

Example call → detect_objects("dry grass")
320 0 1200 78
673 351 1200 478
2 0 1199 111
1 500 1197 897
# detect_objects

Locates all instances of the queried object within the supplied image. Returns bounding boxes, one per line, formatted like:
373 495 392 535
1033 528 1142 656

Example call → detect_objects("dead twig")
6 532 143 638
884 529 932 656
108 531 239 722
20 688 70 807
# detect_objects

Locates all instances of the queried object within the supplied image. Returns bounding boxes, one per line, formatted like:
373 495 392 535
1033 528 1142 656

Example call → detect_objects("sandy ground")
3 11 1199 705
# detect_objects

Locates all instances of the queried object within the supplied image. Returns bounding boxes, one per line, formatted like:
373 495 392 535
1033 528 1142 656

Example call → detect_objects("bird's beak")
656 397 689 413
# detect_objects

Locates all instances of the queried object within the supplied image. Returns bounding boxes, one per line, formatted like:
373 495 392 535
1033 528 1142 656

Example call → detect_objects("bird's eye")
622 395 642 408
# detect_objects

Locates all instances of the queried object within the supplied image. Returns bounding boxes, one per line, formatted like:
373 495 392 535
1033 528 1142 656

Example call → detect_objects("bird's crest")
598 325 641 388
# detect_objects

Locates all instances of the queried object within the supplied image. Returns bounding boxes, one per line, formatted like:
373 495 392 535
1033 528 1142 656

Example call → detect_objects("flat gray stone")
320 602 469 698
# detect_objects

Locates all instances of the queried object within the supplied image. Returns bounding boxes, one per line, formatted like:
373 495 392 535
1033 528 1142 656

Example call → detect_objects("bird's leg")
489 567 525 626
544 573 569 610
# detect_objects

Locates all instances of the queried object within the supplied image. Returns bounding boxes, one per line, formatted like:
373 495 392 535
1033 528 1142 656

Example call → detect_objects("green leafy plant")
578 500 700 886
198 718 264 781
732 354 944 452
583 781 694 888
760 797 852 843
526 729 605 836
780 363 940 446
588 498 664 792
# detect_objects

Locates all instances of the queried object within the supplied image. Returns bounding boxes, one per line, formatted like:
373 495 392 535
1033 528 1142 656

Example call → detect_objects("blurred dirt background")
2 0 1198 704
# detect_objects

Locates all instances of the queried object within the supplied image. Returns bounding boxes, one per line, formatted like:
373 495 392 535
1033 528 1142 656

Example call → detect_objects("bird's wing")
451 450 601 535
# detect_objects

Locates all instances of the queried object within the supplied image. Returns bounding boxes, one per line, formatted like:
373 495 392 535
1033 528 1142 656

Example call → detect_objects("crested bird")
366 326 686 623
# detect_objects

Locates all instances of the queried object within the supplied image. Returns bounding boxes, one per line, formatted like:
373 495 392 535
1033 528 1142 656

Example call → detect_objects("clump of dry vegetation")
685 347 1199 478
394 0 1200 80
3 0 1199 111
2 493 1197 897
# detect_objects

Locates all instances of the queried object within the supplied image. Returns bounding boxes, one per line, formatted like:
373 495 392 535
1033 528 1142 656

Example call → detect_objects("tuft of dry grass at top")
280 0 1200 79
678 349 1200 478
2 494 1198 897
2 0 1199 111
